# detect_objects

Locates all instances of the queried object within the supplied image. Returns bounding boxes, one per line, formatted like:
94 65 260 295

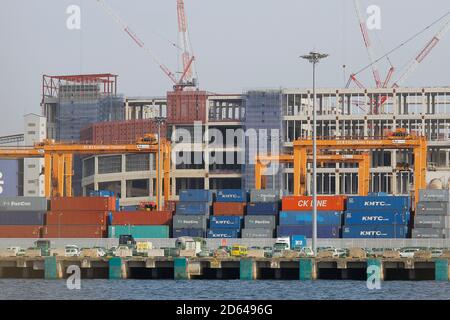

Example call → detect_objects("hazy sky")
0 0 449 135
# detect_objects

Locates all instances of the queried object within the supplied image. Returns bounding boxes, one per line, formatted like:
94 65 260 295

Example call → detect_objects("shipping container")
207 229 240 238
416 201 450 216
0 197 48 212
172 215 207 229
0 225 42 238
246 202 279 215
50 197 117 211
209 216 242 229
241 228 274 238
412 228 450 239
249 189 282 203
111 211 172 226
216 189 247 203
346 196 410 211
0 160 19 197
108 225 170 238
46 211 109 225
342 225 408 239
277 225 341 238
176 201 210 215
419 189 450 202
279 211 343 226
172 228 206 238
43 225 106 238
0 211 45 225
213 202 246 216
281 196 346 211
414 215 450 229
244 215 277 229
179 189 213 202
344 210 409 226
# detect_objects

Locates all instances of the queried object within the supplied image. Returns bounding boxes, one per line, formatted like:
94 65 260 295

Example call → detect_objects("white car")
399 248 420 258
6 247 21 256
431 249 443 258
300 247 315 257
65 245 80 257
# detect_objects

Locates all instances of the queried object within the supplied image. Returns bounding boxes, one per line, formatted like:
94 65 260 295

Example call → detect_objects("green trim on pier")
240 259 254 280
109 257 123 280
299 259 313 280
435 259 449 281
44 256 57 280
367 259 382 281
174 257 189 280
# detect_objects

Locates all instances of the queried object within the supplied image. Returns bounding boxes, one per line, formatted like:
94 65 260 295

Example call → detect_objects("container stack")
242 190 280 238
172 189 212 238
0 197 47 238
108 211 172 239
209 189 246 238
412 189 450 238
277 196 345 238
44 197 115 238
342 195 410 239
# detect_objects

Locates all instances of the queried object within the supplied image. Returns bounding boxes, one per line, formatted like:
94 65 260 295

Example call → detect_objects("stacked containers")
278 196 345 238
413 189 450 238
242 190 281 238
44 197 115 238
0 197 47 238
342 195 410 239
109 211 173 239
209 190 245 238
173 190 212 237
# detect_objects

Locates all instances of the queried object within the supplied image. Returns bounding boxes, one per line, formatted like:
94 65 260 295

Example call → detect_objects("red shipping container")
111 211 172 226
281 196 346 211
43 225 106 238
46 211 109 226
0 226 42 238
50 197 116 211
213 202 246 216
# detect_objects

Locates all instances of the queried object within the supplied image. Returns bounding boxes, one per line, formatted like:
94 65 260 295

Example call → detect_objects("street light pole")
300 51 329 255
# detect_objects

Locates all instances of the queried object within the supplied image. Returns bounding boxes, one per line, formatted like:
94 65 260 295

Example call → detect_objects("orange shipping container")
0 226 42 238
111 211 172 225
282 196 346 211
213 202 246 216
43 225 106 238
46 211 109 226
50 197 116 211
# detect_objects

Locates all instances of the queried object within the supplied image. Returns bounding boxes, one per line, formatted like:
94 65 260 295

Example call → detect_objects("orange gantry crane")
255 153 371 196
293 130 427 207
0 134 171 210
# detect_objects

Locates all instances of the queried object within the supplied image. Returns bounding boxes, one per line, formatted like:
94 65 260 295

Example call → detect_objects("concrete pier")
0 256 446 281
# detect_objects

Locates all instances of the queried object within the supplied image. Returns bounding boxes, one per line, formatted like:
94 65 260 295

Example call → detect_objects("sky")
0 0 449 135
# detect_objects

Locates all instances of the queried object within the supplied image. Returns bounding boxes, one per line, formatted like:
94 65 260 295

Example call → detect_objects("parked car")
399 247 421 258
64 245 80 257
198 249 213 257
335 248 347 258
299 247 315 257
431 249 443 258
263 246 273 258
6 247 21 256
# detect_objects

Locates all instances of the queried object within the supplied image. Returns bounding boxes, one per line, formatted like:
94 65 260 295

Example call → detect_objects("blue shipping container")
179 190 213 202
173 228 206 238
347 196 410 211
209 216 242 229
342 225 408 239
344 210 410 226
176 202 210 215
279 211 342 225
207 229 240 238
216 189 247 203
246 202 279 215
277 225 341 238
0 160 19 197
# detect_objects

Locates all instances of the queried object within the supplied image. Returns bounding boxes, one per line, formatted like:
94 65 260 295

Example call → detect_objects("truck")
135 241 153 256
274 237 290 251
175 237 205 255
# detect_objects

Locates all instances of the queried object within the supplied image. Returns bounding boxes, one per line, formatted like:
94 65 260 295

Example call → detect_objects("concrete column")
274 268 282 280
44 256 63 279
435 259 449 281
367 259 384 282
299 259 316 280
151 268 158 279
22 268 31 279
240 259 258 280
174 257 189 280
109 257 123 280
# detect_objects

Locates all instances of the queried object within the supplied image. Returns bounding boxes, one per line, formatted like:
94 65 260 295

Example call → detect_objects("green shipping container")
108 225 170 238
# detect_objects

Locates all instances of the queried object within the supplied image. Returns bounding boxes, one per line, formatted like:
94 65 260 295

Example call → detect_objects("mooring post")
240 259 257 280
109 257 123 280
174 257 189 280
44 256 63 279
299 259 316 280
367 259 384 282
435 259 449 281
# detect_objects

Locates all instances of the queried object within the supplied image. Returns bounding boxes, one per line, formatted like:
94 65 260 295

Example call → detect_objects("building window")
98 155 122 174
27 131 36 135
28 123 36 127
126 154 150 172
83 158 95 177
98 181 121 197
126 179 149 198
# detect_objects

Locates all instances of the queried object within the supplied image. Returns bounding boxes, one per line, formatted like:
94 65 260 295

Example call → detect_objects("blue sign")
291 235 307 249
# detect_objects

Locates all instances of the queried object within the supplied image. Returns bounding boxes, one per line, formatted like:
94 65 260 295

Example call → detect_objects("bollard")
44 256 58 280
240 259 255 280
435 259 449 281
367 258 383 282
109 257 123 280
174 257 189 280
299 259 315 280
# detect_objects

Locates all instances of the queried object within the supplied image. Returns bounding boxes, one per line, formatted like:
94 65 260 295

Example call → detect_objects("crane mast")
177 0 196 85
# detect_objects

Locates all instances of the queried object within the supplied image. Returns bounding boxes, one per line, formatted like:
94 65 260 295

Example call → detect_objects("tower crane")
96 0 196 91
177 0 196 85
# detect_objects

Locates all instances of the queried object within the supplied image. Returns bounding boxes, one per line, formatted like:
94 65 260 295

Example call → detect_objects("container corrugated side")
344 210 409 226
249 189 282 203
108 225 170 238
412 228 449 239
241 228 274 238
172 215 207 229
0 211 46 225
419 189 450 202
179 189 213 202
213 202 246 216
215 189 247 203
279 211 342 225
172 228 206 238
246 202 279 215
346 196 410 211
43 225 107 238
416 202 450 215
111 211 172 226
0 160 19 197
342 225 408 238
46 211 109 225
0 197 48 212
175 201 210 215
0 225 42 238
281 196 346 211
244 215 276 229
50 197 116 211
207 229 240 238
414 215 450 229
276 225 341 238
209 216 242 229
